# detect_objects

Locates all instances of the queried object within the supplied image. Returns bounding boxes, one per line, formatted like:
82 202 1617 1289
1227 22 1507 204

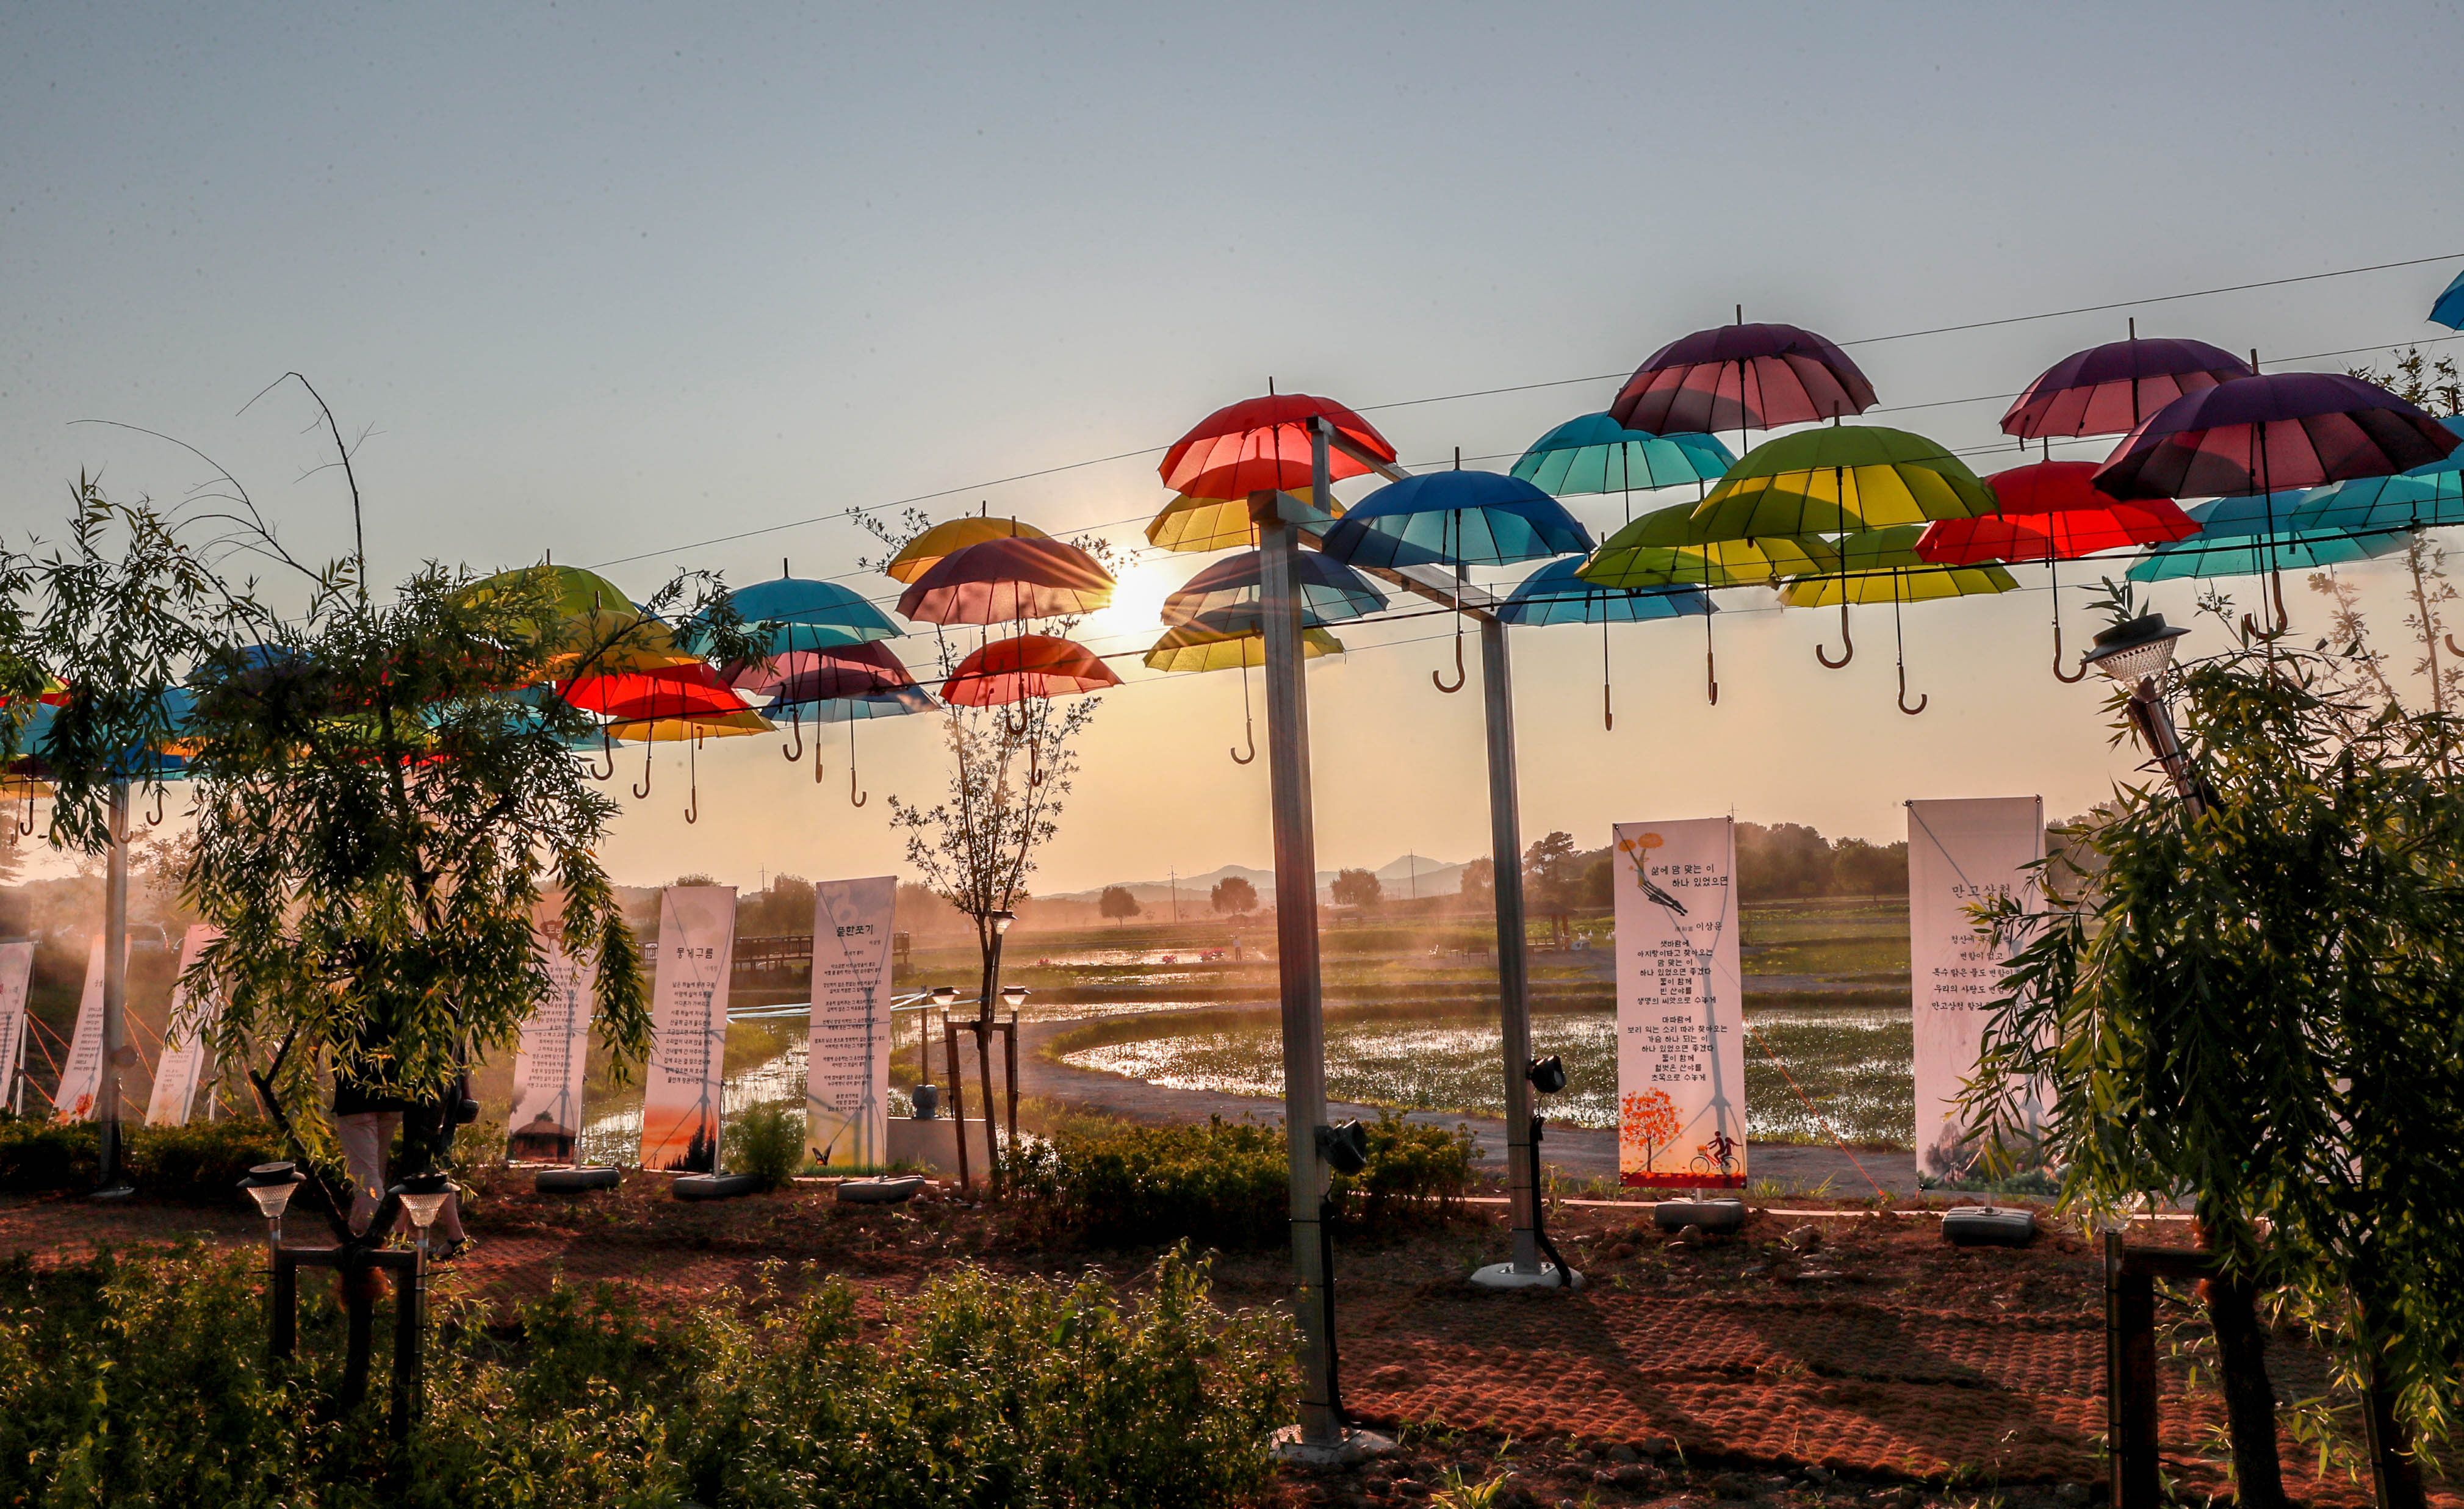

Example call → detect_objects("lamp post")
2080 613 2202 813
387 1169 452 1431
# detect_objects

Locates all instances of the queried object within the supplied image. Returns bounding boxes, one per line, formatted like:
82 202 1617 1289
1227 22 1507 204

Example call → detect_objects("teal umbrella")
2287 473 2464 535
1508 414 1733 522
2128 494 2408 583
715 572 901 652
1498 557 1714 730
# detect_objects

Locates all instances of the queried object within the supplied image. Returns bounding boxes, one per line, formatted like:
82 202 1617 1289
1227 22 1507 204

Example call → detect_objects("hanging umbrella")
895 536 1114 624
1915 461 2200 681
2432 268 2464 331
2001 330 2252 439
2285 416 2464 532
1684 425 1998 541
777 685 938 809
885 516 1051 584
1159 392 1396 500
724 573 901 648
1777 531 2019 716
1160 549 1386 630
1578 511 1839 705
1144 623 1342 765
2127 492 2412 583
941 633 1122 707
567 664 769 823
1608 320 1877 436
2095 370 2462 627
1508 413 1733 521
1319 469 1593 693
1144 488 1339 554
723 639 921 771
1499 557 1713 732
458 564 696 677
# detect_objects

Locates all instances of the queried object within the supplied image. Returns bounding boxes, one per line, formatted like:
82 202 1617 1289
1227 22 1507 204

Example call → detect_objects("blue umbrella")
1162 549 1386 631
764 686 935 807
2128 494 2408 583
2287 472 2464 535
2433 268 2464 331
1319 470 1595 572
1509 414 1733 523
1500 557 1716 730
715 574 901 652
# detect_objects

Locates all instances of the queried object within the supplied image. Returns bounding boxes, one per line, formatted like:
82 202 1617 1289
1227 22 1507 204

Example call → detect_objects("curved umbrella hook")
1432 517 1467 693
1815 597 1854 669
684 734 700 825
1704 599 1720 707
584 724 617 782
632 740 653 801
14 785 32 837
145 785 165 827
782 705 804 763
2446 632 2464 660
1230 657 1256 765
848 722 866 807
2051 558 2087 683
1893 578 1927 716
1601 613 1614 732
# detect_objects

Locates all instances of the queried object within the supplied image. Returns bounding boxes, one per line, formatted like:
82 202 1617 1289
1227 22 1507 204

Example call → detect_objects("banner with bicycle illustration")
1906 796 2045 1182
1613 817 1746 1189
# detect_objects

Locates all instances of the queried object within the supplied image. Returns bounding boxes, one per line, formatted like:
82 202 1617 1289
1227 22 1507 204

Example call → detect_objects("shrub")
1012 1109 1477 1247
725 1100 805 1190
0 1115 96 1193
126 1117 286 1203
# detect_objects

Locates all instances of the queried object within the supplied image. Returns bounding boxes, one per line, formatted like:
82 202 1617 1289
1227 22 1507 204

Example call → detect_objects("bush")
127 1117 286 1203
1012 1109 1477 1248
0 1115 96 1192
724 1100 805 1190
0 1241 1293 1508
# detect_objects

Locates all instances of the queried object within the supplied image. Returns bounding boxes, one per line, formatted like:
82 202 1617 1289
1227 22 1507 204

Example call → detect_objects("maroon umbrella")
1608 320 1877 434
723 641 917 707
895 537 1114 624
2002 328 2252 439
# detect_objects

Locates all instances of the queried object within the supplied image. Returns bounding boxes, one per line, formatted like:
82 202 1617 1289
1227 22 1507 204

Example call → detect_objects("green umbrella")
1686 426 1997 541
1577 503 1839 704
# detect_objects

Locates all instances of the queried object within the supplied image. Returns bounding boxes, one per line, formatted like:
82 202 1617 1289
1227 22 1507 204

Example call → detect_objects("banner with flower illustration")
1906 796 2045 1181
640 885 737 1173
52 937 117 1123
508 899 595 1165
1614 818 1746 1188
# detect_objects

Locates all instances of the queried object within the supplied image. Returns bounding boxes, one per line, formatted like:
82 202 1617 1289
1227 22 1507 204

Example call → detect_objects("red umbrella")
1608 319 1876 435
2001 328 2252 439
2095 371 2462 627
561 663 752 720
1917 461 2202 681
941 633 1121 707
895 537 1114 624
1159 392 1396 500
722 640 920 769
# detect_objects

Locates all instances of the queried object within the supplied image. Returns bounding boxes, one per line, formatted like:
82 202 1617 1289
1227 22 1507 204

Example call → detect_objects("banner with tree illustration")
1906 796 2045 1181
805 876 896 1169
143 925 223 1127
51 937 117 1123
508 899 595 1164
640 885 737 1173
1613 818 1746 1189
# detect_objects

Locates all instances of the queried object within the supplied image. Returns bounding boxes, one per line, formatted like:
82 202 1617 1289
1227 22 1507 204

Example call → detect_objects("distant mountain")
1049 854 1470 907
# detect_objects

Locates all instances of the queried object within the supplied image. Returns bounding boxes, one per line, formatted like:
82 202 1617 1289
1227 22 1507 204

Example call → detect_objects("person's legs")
336 1111 401 1236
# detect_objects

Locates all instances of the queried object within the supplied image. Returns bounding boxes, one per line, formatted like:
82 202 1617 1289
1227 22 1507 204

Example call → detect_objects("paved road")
1014 1012 1921 1197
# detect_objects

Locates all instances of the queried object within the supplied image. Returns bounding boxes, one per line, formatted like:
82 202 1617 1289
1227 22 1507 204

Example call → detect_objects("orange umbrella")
940 634 1120 706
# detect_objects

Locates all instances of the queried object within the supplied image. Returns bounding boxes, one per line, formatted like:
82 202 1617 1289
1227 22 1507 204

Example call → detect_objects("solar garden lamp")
1316 1118 1371 1176
239 1160 304 1256
391 1170 454 1266
999 984 1028 1010
928 985 957 1006
2081 613 2205 815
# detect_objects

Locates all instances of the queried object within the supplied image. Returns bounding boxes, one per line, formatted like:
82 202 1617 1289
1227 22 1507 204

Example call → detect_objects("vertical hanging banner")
52 937 113 1123
1613 818 1747 1188
507 902 596 1164
806 876 896 1169
1907 796 2045 1180
144 925 224 1127
639 885 737 1173
0 942 31 1114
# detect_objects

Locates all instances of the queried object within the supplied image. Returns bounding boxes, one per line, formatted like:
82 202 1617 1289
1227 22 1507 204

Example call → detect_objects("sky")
5 2 2463 896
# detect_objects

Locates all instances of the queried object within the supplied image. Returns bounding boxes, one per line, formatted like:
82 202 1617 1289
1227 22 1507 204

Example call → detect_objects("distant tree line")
1455 821 1916 915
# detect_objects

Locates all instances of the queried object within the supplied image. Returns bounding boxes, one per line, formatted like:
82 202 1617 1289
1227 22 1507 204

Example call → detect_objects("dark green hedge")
0 1114 283 1202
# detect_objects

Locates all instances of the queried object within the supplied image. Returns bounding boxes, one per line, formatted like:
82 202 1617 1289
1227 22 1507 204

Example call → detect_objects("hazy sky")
7 3 2463 895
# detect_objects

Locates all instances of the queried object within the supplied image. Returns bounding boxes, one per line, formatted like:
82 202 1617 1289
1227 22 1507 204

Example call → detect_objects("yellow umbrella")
1776 528 2015 715
1685 426 1997 541
457 564 696 679
1143 623 1342 766
1144 489 1336 553
885 516 1050 583
1578 508 1839 706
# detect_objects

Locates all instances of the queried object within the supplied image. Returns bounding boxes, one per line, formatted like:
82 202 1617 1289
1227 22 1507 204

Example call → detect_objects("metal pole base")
1468 1260 1585 1291
1269 1424 1398 1468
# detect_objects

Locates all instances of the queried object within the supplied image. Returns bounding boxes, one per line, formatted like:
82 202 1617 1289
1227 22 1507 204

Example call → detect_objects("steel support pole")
96 782 131 1187
1479 619 1540 1272
1262 434 1336 1445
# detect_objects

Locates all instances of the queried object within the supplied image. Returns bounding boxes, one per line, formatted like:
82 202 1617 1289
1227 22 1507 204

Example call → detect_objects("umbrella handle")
2446 633 2464 660
1232 658 1258 763
1897 663 1928 717
782 709 804 763
849 723 866 807
1815 599 1854 669
145 786 165 827
684 736 700 825
2051 560 2086 682
1432 627 1466 694
1705 611 1720 706
13 787 31 837
632 741 653 801
584 725 617 782
1231 719 1256 765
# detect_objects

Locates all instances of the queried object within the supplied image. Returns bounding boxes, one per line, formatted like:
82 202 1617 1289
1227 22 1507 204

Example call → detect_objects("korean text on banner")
807 876 896 1169
0 942 31 1112
640 885 736 1173
1613 818 1746 1189
1907 796 2045 1179
508 906 595 1164
52 937 115 1123
144 925 223 1127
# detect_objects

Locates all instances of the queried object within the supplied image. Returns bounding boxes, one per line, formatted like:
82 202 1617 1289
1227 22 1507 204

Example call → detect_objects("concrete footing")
1269 1424 1397 1466
1468 1260 1585 1291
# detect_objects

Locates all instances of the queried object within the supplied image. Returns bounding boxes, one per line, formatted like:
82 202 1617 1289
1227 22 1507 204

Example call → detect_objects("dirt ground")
0 1176 2444 1509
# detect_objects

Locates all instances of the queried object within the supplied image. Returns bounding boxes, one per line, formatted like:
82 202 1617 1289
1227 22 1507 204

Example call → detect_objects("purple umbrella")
894 536 1114 624
1608 317 1877 436
2095 370 2462 627
2001 324 2252 439
721 639 920 769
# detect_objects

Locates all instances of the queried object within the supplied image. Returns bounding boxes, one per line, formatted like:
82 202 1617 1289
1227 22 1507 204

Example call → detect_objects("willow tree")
1969 616 2464 1507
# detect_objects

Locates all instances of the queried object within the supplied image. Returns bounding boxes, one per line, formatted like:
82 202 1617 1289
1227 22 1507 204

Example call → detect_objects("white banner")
508 903 595 1164
144 925 223 1126
1907 796 2046 1179
1613 818 1746 1189
806 876 896 1169
640 885 736 1173
0 942 31 1113
53 937 113 1123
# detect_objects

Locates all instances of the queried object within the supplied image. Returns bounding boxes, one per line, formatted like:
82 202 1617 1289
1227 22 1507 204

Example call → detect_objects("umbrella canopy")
725 641 919 710
1508 414 1734 497
724 577 900 647
458 564 695 677
1685 426 1997 540
1159 393 1396 500
1497 557 1713 627
2127 524 2411 582
2288 471 2464 535
1318 472 1594 571
805 685 938 721
885 517 1050 584
1144 488 1336 555
1780 560 2019 607
2433 268 2464 331
1579 520 1840 589
605 709 774 741
1915 462 2200 564
564 663 759 722
2001 337 2252 439
1161 549 1386 630
941 633 1122 706
895 537 1114 625
1142 624 1343 673
1609 322 1876 434
2094 372 2462 501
